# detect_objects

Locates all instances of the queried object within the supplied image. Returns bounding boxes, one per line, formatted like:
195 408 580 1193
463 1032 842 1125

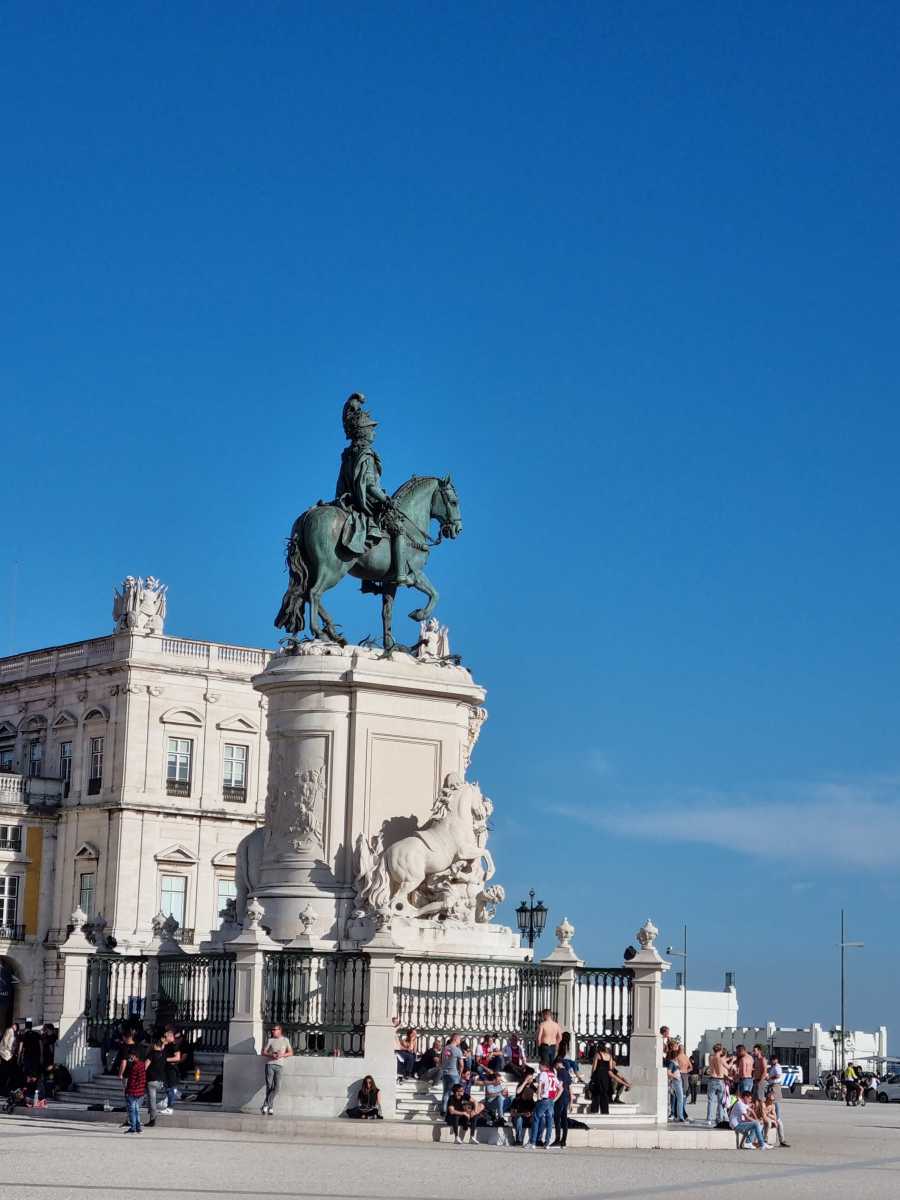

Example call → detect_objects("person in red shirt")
123 1050 148 1133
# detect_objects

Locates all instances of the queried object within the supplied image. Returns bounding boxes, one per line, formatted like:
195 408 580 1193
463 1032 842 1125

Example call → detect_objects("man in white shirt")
530 1061 560 1149
728 1095 768 1150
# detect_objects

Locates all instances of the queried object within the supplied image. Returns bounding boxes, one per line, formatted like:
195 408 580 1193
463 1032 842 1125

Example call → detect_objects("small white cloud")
556 775 900 871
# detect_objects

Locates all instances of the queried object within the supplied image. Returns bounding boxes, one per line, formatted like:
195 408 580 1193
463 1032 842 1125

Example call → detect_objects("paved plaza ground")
0 1099 898 1200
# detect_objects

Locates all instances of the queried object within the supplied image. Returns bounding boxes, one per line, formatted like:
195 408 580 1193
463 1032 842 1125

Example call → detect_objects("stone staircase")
394 1069 656 1137
55 1052 223 1110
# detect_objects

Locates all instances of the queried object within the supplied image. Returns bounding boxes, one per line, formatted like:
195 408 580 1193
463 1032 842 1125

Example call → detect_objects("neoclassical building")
0 577 270 1027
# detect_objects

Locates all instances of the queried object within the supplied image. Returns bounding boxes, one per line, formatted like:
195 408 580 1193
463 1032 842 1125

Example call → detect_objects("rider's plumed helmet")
342 392 378 439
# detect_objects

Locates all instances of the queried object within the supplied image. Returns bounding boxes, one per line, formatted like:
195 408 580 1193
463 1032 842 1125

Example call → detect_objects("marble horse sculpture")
355 775 495 918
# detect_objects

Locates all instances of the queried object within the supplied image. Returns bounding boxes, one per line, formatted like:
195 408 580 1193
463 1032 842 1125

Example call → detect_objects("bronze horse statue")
275 475 462 649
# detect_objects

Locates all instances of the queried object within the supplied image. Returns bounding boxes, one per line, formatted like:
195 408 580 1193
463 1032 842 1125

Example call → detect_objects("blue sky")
2 3 898 1038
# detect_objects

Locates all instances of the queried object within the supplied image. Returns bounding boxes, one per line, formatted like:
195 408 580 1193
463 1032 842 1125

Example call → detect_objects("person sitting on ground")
394 1026 417 1081
502 1033 528 1081
509 1069 536 1146
414 1036 443 1080
729 1093 769 1150
260 1022 293 1116
446 1082 485 1144
536 1008 562 1067
346 1075 382 1119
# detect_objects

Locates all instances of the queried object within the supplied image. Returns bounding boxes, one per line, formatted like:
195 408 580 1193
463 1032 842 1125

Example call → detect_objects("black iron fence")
573 966 634 1065
394 956 560 1058
84 955 148 1047
263 950 369 1057
156 953 236 1053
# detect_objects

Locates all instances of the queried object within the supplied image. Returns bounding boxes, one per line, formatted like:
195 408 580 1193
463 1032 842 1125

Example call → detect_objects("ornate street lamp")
516 889 548 950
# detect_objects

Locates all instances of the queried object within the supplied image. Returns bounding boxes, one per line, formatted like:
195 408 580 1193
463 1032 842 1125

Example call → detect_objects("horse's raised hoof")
408 608 428 622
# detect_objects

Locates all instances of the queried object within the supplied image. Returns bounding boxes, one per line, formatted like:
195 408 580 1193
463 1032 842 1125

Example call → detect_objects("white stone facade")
659 978 739 1054
0 615 271 1026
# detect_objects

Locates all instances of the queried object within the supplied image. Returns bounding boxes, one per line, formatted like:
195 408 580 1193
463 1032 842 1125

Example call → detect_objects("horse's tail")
274 517 310 633
355 831 392 912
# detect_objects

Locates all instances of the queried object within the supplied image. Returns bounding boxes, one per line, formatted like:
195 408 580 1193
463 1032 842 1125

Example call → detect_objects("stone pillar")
56 910 102 1082
227 902 282 1055
626 918 670 1125
541 917 582 1052
363 931 400 1119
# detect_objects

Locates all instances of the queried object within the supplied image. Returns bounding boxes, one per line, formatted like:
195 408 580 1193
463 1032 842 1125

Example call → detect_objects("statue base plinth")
246 644 490 944
345 916 528 959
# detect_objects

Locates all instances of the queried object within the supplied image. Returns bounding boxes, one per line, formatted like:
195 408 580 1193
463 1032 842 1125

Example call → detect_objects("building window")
216 876 237 918
0 825 22 852
78 871 96 917
28 739 43 778
160 875 187 927
222 744 247 801
166 737 193 797
59 742 73 797
0 875 20 933
0 747 13 773
88 736 104 795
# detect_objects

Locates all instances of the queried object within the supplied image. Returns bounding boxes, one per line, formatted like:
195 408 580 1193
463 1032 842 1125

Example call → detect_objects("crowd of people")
661 1028 790 1148
0 1021 67 1109
381 1009 632 1147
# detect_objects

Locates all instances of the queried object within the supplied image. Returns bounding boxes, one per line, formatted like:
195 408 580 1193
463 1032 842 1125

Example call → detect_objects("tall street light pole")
839 909 864 1077
666 925 688 1052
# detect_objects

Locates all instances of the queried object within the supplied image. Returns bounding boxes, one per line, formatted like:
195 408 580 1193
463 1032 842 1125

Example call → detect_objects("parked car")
876 1074 900 1103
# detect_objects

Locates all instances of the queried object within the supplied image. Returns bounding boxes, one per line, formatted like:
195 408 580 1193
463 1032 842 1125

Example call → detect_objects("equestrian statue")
275 392 462 649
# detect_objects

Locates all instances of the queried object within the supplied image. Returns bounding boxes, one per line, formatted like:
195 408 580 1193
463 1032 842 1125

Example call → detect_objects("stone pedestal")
56 929 101 1082
250 645 487 944
625 921 670 1126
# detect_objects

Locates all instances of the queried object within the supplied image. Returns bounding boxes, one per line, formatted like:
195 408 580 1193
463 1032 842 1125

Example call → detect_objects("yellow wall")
22 826 43 935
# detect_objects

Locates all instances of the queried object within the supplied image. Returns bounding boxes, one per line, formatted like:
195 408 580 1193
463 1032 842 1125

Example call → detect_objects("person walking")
122 1047 148 1134
260 1023 293 1115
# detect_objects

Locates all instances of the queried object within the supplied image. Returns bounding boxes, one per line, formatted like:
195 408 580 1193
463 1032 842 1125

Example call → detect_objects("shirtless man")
536 1009 562 1066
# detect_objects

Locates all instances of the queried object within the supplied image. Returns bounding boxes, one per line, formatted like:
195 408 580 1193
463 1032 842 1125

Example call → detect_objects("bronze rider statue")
334 393 411 587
